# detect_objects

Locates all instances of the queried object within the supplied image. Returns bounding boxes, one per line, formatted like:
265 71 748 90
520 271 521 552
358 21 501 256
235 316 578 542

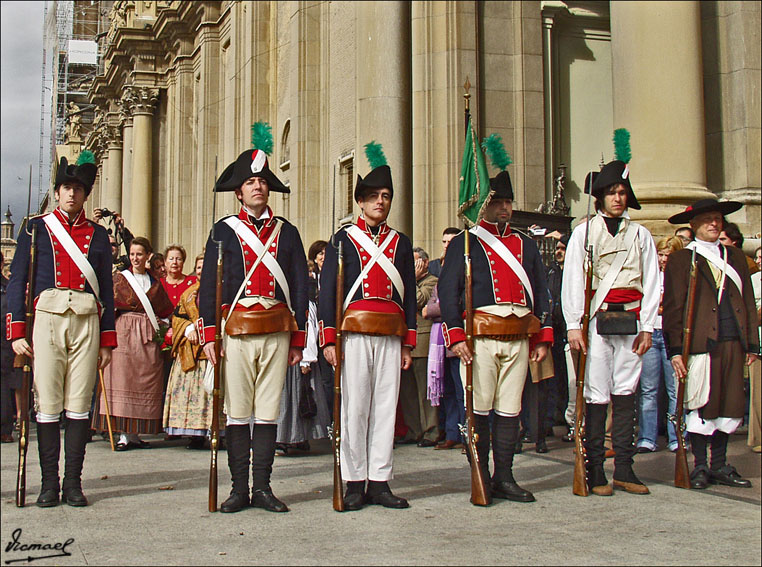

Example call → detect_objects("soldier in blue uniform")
8 152 116 507
199 127 309 514
438 169 553 504
319 142 417 511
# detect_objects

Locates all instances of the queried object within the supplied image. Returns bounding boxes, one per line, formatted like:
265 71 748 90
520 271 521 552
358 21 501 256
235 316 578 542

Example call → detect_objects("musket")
572 171 595 497
460 78 491 506
209 156 222 512
16 221 37 507
98 369 115 451
673 246 698 489
332 240 345 512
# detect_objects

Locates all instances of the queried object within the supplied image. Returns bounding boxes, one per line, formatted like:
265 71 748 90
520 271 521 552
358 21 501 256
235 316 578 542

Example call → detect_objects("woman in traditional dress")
161 245 197 307
163 254 222 449
96 237 173 450
275 241 331 454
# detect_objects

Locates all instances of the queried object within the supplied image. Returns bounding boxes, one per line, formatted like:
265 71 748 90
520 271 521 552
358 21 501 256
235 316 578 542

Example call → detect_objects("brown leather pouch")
596 305 637 336
472 312 541 339
225 308 297 336
341 309 407 337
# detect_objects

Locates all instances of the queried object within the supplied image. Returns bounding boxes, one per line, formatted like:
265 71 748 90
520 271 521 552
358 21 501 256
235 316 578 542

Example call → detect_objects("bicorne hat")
54 151 97 196
483 133 513 201
214 122 289 193
354 141 394 201
591 160 641 210
668 198 743 225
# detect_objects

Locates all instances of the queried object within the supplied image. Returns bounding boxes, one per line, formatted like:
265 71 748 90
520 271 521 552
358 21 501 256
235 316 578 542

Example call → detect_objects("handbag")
596 304 637 336
298 373 318 419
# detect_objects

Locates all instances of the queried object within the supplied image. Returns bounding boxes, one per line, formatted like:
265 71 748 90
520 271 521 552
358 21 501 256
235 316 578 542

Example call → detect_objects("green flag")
457 118 492 227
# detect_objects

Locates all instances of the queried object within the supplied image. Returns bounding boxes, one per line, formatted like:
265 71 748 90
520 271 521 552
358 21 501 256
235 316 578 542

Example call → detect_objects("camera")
100 208 114 218
529 227 547 237
114 254 130 271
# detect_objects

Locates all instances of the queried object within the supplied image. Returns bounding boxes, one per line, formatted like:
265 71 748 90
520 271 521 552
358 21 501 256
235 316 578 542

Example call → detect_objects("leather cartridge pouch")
472 312 541 340
341 309 407 337
595 304 637 336
225 307 297 336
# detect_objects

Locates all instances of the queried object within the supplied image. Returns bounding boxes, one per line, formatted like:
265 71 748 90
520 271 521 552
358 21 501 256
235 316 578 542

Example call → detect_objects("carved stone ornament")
125 86 159 115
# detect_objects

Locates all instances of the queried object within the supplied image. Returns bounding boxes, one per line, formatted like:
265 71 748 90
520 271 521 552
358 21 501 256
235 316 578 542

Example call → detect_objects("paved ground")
1 426 760 566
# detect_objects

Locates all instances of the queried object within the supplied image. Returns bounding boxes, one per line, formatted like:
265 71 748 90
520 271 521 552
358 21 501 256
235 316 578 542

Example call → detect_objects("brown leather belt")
341 309 407 337
224 307 297 336
472 312 541 341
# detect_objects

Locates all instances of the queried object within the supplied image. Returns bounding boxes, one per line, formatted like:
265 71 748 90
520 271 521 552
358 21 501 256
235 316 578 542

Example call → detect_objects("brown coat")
171 281 206 372
412 273 437 358
663 245 759 419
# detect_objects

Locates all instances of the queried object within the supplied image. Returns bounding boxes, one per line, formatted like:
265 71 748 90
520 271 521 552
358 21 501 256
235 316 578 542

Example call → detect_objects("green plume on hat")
364 141 387 169
75 149 96 166
482 133 512 171
251 122 274 155
613 128 631 164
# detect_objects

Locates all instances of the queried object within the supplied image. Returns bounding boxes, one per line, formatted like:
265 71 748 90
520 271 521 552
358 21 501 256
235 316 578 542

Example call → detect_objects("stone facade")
52 0 759 260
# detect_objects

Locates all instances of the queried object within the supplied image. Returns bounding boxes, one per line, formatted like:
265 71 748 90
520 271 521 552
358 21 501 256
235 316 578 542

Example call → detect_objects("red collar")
53 207 87 227
356 216 390 237
238 206 274 226
478 218 511 237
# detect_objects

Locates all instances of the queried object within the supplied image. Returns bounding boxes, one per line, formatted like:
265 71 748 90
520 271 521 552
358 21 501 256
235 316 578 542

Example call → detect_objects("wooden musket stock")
572 245 593 497
16 223 37 507
332 241 345 511
673 248 698 489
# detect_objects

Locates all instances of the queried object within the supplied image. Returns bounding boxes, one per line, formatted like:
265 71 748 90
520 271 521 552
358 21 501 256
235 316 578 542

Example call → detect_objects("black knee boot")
611 394 649 494
584 402 610 494
491 415 534 502
36 421 61 507
220 424 251 513
62 418 89 506
474 414 492 483
343 480 366 511
688 432 710 489
708 430 751 488
250 424 288 512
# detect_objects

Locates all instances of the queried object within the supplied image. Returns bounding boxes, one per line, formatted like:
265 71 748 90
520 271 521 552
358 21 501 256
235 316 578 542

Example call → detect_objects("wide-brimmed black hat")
54 156 97 196
583 170 599 195
354 165 394 202
591 160 640 210
488 170 514 201
214 149 289 193
668 198 743 225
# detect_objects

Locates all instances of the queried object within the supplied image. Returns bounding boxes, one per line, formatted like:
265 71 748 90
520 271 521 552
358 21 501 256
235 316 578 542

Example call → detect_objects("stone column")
128 86 159 240
356 1 412 235
610 1 714 234
104 125 123 213
120 94 134 223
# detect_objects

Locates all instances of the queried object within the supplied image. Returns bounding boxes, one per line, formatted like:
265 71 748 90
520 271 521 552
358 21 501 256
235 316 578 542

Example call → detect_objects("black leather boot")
585 402 611 495
689 432 710 489
365 480 409 508
62 418 89 506
491 415 535 502
709 431 751 488
36 421 61 507
611 394 649 494
343 480 366 511
250 424 288 512
220 424 251 513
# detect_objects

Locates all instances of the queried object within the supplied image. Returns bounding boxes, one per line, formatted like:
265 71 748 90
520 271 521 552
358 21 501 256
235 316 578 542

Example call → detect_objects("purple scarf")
427 322 445 406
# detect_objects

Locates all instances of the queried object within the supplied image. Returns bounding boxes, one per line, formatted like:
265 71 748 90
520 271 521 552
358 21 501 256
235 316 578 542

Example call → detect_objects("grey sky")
1 1 45 236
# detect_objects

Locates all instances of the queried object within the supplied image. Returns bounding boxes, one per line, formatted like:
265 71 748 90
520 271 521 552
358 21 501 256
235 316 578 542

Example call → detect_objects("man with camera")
93 208 132 271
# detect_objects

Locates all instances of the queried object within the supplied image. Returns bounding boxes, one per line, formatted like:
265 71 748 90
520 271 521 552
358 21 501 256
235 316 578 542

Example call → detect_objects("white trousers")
341 332 401 482
584 317 643 404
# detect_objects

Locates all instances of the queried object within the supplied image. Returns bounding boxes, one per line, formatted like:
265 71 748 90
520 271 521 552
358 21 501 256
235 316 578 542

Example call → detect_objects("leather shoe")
394 436 417 445
636 445 655 454
690 466 710 490
128 439 152 449
186 437 206 450
220 491 249 513
62 487 88 507
115 441 129 451
417 439 437 448
708 465 752 488
435 440 463 450
36 489 60 508
366 490 409 509
251 489 289 512
343 491 365 511
491 480 535 502
535 439 548 454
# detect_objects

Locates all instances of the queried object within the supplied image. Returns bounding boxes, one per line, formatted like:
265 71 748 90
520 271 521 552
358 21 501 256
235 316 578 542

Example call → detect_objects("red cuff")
404 329 417 350
442 323 466 349
319 321 336 348
8 316 25 341
290 330 307 349
529 326 554 350
99 329 118 348
200 318 215 346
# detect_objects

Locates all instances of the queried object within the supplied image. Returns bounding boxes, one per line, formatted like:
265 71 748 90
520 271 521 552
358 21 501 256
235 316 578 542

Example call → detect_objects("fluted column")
120 95 134 223
610 1 714 234
104 124 123 213
128 86 159 240
356 1 412 235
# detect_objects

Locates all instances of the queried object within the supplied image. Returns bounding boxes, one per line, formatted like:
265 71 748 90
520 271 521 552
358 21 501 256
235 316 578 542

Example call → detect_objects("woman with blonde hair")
637 235 684 453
